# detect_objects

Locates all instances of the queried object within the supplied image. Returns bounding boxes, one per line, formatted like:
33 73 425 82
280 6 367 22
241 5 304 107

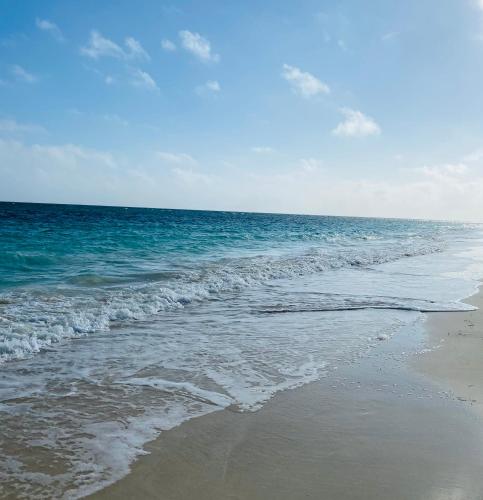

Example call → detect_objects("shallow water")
1 203 483 497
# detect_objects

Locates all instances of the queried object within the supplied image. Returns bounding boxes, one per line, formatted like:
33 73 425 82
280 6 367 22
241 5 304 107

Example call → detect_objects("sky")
1 0 483 221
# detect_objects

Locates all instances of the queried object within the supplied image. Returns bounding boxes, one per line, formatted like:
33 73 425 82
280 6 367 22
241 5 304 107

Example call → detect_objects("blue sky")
1 0 483 220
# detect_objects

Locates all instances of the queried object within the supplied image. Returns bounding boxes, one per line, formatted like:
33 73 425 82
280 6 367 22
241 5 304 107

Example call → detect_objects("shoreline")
89 288 483 500
414 286 483 417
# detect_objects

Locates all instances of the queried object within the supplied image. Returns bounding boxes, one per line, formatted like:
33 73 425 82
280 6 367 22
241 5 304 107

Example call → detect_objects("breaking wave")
0 239 445 363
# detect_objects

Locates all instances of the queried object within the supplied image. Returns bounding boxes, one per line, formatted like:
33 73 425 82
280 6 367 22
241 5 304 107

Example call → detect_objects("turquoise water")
1 202 483 497
0 202 475 360
0 202 459 290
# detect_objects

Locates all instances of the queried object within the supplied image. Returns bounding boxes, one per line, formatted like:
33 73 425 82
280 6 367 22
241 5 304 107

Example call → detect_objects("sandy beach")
90 287 483 500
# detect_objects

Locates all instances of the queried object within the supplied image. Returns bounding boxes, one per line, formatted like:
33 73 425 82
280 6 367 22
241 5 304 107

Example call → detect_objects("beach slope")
91 292 483 500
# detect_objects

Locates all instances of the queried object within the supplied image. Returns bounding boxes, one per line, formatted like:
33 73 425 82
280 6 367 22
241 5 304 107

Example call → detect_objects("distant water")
1 202 483 498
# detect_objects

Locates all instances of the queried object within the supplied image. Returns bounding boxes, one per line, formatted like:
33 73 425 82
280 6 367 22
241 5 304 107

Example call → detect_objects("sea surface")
1 202 483 498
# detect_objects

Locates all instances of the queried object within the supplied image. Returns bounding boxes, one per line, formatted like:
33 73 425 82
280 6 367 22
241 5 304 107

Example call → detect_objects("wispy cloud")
130 69 158 91
196 80 221 95
10 65 37 83
299 158 323 173
332 108 381 137
205 80 220 92
381 31 401 42
81 31 149 61
81 64 116 86
102 114 129 127
472 1 483 40
162 5 184 16
179 30 219 62
0 33 29 48
81 31 124 59
251 146 275 154
172 167 214 185
282 64 330 98
68 109 129 127
80 32 154 90
161 39 176 51
125 36 150 61
0 139 124 205
463 148 483 162
157 151 198 166
418 163 469 179
337 39 348 51
0 118 45 134
36 18 64 42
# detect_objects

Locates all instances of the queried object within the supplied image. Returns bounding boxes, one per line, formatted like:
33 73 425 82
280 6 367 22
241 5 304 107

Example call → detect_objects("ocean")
1 202 483 498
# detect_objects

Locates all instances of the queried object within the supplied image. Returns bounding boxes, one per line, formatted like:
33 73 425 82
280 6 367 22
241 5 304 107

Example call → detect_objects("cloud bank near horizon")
2 137 483 222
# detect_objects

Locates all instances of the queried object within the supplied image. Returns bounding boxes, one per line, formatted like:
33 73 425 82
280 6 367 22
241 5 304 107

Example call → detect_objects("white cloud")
0 140 116 174
463 148 483 162
161 39 176 51
332 108 381 137
179 30 219 62
476 0 483 11
281 64 330 98
0 139 213 208
81 31 124 59
0 119 45 134
227 163 483 221
0 139 132 206
157 151 198 166
196 80 221 95
130 69 158 90
68 109 129 127
36 18 64 41
418 163 469 179
251 146 275 154
10 65 37 83
172 167 214 185
299 158 323 173
125 37 150 61
206 80 220 92
81 31 150 61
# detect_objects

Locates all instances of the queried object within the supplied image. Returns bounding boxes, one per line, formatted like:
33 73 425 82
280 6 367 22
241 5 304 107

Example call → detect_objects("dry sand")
90 289 483 500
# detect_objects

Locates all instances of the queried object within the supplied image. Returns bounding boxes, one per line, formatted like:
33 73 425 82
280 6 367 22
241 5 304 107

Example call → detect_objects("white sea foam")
0 239 446 363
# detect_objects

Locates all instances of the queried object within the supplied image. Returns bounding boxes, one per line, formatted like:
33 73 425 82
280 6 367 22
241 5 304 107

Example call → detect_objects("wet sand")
415 289 483 418
91 289 483 500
